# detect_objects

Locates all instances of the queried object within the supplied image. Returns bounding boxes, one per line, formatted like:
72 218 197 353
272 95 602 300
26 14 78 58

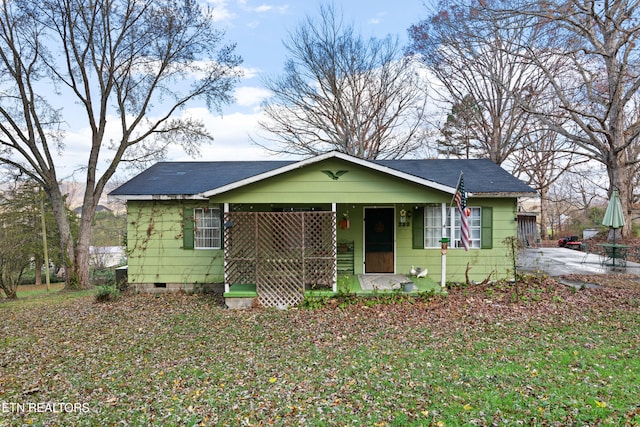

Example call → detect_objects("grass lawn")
0 283 96 309
1 278 640 426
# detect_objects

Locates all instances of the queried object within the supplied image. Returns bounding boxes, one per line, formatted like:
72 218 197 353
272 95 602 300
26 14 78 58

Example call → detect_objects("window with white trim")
194 208 221 249
424 205 443 248
423 204 481 249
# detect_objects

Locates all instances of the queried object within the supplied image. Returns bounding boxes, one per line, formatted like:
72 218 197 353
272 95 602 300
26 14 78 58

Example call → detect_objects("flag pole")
441 171 467 290
439 236 448 291
440 172 463 291
450 171 464 208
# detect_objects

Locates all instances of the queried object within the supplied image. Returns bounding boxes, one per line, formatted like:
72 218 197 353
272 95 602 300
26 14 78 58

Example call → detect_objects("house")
110 151 536 307
89 246 126 268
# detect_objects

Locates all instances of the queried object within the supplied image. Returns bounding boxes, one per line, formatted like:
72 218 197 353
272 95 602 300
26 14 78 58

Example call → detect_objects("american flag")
454 174 470 251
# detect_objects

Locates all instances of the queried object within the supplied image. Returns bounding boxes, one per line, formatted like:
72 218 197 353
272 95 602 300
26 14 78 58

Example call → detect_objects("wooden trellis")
224 211 336 307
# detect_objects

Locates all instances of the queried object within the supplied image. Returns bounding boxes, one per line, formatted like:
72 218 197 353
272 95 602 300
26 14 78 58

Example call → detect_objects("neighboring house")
110 151 535 307
89 246 126 268
73 204 113 216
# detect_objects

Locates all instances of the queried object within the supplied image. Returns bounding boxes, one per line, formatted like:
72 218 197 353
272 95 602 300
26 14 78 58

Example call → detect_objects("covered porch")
222 202 441 308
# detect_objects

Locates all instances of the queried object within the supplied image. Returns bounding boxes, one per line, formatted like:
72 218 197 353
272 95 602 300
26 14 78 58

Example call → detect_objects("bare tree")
0 0 242 288
547 165 607 237
408 2 550 165
626 94 640 221
509 123 587 239
255 3 428 160
494 0 640 237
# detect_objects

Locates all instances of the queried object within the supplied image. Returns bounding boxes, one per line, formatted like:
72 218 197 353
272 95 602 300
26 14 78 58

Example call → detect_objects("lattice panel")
256 213 304 307
303 212 336 289
224 212 257 286
225 211 336 307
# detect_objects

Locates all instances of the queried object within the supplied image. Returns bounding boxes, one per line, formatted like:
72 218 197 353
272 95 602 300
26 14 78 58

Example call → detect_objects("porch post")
440 203 447 291
332 202 337 293
224 203 229 293
440 238 448 291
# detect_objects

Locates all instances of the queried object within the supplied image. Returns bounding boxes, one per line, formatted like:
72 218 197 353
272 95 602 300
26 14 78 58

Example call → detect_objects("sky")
190 0 430 162
54 0 432 182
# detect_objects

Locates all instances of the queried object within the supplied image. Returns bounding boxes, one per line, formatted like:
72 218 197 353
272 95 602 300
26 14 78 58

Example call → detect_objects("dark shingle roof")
374 158 534 194
109 154 535 197
110 161 295 196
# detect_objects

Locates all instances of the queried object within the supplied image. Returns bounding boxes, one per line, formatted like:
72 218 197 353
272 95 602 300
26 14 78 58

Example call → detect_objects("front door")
364 207 394 273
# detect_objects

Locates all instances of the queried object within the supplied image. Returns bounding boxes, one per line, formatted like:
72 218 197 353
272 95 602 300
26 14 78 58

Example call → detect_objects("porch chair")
580 242 599 264
601 245 628 267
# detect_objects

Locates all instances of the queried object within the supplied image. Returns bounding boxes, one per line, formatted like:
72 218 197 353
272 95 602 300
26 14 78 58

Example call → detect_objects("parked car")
558 235 582 249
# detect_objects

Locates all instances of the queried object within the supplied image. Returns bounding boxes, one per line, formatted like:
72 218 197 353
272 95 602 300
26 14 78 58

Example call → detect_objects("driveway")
518 246 640 276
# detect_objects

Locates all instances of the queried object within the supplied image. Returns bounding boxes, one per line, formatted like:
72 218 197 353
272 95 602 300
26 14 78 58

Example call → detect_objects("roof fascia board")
471 192 535 198
108 194 208 202
200 151 457 198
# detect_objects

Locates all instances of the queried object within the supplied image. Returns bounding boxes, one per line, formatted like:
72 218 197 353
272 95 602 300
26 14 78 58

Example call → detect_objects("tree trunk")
73 220 94 290
606 144 633 238
46 184 80 289
0 269 20 299
34 260 42 286
1 286 17 299
539 187 549 240
73 198 98 290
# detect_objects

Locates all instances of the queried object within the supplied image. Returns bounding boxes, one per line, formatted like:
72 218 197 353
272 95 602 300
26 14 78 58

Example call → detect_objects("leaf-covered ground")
559 273 640 291
1 278 640 426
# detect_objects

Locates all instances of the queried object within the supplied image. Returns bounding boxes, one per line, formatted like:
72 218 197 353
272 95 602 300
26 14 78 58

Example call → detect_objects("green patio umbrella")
602 190 625 244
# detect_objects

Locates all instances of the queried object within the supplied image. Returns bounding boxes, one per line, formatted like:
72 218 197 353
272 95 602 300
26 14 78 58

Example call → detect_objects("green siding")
394 199 517 283
126 201 224 285
124 158 521 286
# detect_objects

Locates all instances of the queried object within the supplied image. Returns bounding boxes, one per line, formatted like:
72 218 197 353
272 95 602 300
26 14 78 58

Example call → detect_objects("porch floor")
224 274 442 299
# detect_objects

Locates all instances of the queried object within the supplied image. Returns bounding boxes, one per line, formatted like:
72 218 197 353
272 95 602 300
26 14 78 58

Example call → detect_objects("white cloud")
56 106 277 181
367 11 388 26
205 0 235 22
234 86 271 107
238 1 289 14
174 110 277 161
254 5 273 13
240 66 262 79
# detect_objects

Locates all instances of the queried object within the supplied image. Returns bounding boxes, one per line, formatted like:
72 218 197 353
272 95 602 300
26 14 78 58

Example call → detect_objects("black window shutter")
412 207 424 249
481 207 493 249
219 206 224 250
183 207 194 250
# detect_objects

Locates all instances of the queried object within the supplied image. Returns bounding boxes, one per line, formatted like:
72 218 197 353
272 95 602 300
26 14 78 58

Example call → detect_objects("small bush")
300 294 331 309
95 284 120 303
91 268 115 287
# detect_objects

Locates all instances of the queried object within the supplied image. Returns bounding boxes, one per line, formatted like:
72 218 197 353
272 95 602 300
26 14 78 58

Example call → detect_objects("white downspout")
224 203 229 294
441 203 447 291
332 202 337 293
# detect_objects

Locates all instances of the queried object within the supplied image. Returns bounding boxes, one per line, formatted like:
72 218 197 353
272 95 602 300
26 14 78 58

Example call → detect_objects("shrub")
91 268 115 287
95 284 120 303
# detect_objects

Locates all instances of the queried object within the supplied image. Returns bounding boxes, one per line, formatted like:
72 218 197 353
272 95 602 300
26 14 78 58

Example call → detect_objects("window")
448 206 481 249
424 205 443 248
422 204 482 249
194 208 221 249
